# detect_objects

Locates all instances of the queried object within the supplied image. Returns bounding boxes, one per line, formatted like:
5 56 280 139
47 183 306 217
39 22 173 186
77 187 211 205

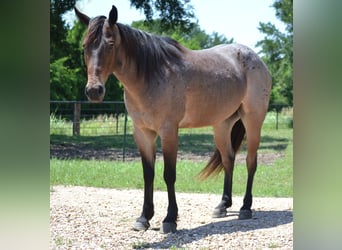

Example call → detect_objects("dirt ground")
50 186 293 249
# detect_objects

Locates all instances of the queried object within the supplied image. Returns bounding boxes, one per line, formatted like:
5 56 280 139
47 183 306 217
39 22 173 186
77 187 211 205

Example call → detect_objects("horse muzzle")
85 84 105 103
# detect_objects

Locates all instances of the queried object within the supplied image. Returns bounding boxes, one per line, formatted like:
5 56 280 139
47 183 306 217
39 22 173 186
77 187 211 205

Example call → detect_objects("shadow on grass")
145 210 293 249
50 133 290 160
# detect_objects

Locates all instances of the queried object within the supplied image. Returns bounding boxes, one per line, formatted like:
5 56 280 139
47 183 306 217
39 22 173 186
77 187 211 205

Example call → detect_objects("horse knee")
163 168 176 185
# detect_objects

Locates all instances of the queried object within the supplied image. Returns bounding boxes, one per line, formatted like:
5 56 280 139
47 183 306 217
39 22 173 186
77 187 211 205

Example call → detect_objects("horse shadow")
146 210 293 249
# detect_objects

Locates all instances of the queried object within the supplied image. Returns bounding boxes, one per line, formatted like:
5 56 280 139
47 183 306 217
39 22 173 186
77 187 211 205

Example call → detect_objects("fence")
50 101 292 135
50 100 128 136
50 101 292 160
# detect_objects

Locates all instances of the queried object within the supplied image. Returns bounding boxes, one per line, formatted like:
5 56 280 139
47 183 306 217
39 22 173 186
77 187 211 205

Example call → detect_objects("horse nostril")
98 85 104 95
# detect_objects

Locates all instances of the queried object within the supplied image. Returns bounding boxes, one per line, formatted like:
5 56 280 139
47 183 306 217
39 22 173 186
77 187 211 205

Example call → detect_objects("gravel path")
50 186 293 249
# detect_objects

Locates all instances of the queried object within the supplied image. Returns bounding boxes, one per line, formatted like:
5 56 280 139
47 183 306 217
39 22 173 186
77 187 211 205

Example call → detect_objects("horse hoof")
239 209 252 220
160 222 177 234
212 207 227 218
133 219 150 231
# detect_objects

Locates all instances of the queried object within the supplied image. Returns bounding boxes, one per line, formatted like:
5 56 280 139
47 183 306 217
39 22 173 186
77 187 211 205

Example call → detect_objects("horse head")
75 5 121 102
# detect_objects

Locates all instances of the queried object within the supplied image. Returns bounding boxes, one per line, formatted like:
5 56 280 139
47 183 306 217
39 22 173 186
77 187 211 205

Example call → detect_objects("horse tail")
198 119 245 180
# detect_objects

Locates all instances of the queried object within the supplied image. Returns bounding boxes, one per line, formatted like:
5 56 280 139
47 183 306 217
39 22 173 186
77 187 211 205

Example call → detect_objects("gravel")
50 186 293 249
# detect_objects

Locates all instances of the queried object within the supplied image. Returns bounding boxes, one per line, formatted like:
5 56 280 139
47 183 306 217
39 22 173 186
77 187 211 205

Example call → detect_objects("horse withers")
75 5 272 234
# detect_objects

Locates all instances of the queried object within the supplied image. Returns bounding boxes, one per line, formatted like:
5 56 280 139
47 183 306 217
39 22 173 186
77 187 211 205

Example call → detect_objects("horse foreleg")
160 128 178 234
132 127 157 231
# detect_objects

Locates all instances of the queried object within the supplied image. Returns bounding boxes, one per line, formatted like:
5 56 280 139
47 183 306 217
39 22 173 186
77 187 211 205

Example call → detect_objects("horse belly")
178 93 242 128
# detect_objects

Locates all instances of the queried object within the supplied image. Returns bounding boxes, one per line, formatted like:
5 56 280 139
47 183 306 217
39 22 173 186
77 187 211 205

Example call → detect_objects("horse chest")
124 96 168 131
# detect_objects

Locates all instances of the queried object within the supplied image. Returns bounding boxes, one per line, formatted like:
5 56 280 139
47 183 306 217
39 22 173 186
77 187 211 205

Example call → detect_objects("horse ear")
108 5 118 26
74 7 90 26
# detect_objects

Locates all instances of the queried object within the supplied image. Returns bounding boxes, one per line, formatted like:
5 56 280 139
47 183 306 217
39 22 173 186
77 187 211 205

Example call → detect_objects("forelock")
83 16 106 48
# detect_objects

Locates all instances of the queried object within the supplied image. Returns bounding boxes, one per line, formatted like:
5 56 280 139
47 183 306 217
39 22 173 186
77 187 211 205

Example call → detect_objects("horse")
75 5 272 234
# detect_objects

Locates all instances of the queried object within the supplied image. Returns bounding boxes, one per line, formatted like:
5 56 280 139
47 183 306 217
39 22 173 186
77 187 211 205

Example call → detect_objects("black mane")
116 23 185 83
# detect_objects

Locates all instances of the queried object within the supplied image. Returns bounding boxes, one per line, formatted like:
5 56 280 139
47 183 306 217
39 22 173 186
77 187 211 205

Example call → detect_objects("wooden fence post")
73 102 81 136
122 109 128 161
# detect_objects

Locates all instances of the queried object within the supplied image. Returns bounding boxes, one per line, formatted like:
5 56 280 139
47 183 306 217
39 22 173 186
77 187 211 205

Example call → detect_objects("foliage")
256 0 293 107
50 57 81 100
50 0 76 62
50 0 83 100
130 0 195 32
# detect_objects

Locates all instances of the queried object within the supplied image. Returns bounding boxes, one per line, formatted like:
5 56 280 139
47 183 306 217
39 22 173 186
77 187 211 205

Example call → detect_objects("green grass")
50 161 292 197
50 136 292 197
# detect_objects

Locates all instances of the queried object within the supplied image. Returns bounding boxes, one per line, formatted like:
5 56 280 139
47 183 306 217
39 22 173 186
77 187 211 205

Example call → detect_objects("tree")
256 0 293 107
50 0 76 62
130 0 195 32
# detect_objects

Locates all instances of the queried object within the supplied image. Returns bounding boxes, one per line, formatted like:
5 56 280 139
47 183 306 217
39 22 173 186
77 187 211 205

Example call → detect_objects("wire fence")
50 101 292 135
50 101 293 160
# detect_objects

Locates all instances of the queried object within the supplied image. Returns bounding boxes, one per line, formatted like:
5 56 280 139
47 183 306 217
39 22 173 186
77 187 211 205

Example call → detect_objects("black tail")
198 119 245 180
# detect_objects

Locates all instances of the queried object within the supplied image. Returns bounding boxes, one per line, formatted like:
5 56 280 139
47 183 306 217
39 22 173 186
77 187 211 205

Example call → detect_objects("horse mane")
116 23 185 84
84 16 185 84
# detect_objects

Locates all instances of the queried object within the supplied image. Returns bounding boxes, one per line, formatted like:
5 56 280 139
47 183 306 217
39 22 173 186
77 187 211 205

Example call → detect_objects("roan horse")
75 5 272 233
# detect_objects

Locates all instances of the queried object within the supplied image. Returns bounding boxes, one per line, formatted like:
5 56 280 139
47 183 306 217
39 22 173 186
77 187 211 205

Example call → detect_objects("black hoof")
160 222 177 234
133 218 150 231
239 209 252 220
212 207 227 218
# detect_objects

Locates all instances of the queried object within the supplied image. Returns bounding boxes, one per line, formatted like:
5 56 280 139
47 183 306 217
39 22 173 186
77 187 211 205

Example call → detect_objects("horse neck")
112 49 147 97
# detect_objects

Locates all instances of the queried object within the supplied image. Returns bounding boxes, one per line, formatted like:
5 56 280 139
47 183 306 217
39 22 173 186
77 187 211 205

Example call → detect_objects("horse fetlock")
238 209 253 220
212 206 227 218
133 217 150 231
160 222 177 234
212 198 232 218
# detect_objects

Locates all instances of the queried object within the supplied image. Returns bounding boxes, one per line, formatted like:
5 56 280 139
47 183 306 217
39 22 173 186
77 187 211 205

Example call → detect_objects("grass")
50 159 292 197
50 110 293 197
50 129 292 197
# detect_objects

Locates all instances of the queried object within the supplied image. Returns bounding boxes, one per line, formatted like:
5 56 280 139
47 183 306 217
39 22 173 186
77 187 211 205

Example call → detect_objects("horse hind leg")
238 112 264 220
210 115 243 218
